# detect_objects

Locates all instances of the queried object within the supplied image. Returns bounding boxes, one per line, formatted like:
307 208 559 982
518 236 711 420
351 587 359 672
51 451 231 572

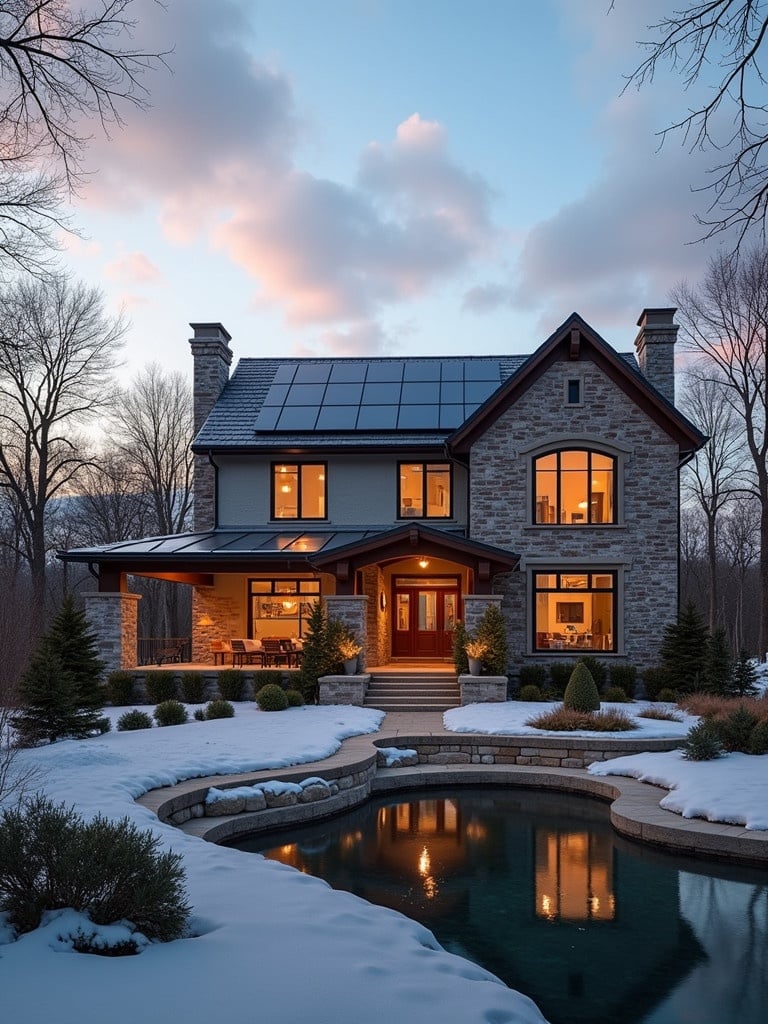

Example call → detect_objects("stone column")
324 595 368 670
83 592 142 674
462 594 504 636
634 308 678 405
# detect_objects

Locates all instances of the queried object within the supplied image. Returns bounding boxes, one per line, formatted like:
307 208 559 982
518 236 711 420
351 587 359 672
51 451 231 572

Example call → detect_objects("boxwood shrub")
153 700 188 727
256 684 288 712
204 699 235 720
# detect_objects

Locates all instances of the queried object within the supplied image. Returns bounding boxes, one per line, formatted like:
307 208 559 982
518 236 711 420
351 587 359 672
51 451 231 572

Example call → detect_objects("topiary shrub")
116 709 153 731
204 699 234 720
519 665 546 688
681 721 725 761
603 685 628 703
285 689 304 707
717 706 760 752
217 669 245 702
0 794 190 941
641 666 673 701
563 663 600 712
609 664 637 699
548 662 573 691
256 684 289 712
180 672 206 705
144 672 177 705
749 719 768 755
106 671 135 706
519 684 543 701
577 656 606 689
193 708 206 722
153 700 188 727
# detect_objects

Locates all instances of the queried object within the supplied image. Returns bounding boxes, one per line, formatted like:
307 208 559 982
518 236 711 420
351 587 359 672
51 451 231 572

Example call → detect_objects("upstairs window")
534 449 616 525
272 463 326 519
398 462 451 518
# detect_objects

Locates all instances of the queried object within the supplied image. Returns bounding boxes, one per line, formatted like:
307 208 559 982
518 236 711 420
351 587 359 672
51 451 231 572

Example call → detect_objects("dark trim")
271 460 328 521
532 448 617 526
396 460 453 520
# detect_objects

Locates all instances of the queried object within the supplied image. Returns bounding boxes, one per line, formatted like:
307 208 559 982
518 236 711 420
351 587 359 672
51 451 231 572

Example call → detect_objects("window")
566 379 581 404
272 463 326 519
533 449 615 525
248 578 320 639
533 572 615 652
398 462 451 518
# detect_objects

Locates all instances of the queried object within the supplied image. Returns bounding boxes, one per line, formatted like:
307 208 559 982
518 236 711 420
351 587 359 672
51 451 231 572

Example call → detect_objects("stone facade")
634 308 678 406
361 565 388 665
459 675 508 704
318 673 369 705
84 592 141 673
190 324 233 531
324 595 368 670
470 356 680 671
191 584 241 663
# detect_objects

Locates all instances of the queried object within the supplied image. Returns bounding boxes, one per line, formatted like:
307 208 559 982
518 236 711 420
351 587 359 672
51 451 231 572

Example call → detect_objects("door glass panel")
418 591 437 631
396 593 410 631
443 593 456 632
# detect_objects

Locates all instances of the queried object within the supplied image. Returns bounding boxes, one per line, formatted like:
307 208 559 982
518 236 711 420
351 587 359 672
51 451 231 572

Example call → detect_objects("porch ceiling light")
418 557 429 569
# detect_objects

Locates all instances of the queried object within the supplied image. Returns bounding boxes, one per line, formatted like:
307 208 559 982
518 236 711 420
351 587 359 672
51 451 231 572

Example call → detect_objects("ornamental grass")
525 706 638 732
678 691 768 723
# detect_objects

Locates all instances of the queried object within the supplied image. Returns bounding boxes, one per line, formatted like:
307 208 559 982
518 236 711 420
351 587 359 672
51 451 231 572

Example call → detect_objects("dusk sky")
59 0 735 382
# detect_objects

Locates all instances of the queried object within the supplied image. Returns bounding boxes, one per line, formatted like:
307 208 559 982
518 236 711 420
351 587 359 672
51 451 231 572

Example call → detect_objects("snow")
444 700 697 738
378 746 418 766
0 704 546 1024
589 749 768 830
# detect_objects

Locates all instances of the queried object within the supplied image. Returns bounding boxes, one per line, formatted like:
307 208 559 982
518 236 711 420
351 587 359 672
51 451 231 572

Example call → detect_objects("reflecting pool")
230 789 768 1024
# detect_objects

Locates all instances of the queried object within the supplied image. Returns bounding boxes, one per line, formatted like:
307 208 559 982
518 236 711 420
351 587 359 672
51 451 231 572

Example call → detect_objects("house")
60 309 705 689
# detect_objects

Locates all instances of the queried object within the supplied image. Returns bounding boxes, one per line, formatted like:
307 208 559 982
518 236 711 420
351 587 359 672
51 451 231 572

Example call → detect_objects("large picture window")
534 449 615 525
533 572 615 652
248 578 321 639
272 463 326 519
398 462 451 518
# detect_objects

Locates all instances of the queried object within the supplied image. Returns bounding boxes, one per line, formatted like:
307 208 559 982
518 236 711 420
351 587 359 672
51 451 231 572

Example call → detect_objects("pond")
230 788 768 1024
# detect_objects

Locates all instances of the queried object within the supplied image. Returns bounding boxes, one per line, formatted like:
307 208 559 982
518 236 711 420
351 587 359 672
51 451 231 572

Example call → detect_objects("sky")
56 0 736 384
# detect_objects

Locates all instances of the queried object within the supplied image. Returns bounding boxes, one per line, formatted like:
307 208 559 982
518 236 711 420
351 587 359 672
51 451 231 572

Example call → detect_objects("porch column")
462 593 503 636
83 591 142 674
324 595 369 670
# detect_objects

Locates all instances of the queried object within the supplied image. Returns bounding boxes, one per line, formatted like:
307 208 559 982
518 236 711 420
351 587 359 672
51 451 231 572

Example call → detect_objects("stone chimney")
634 308 678 405
189 322 233 530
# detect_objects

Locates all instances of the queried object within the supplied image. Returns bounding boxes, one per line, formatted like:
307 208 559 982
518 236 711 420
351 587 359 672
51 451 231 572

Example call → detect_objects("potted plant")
338 637 362 675
464 637 489 676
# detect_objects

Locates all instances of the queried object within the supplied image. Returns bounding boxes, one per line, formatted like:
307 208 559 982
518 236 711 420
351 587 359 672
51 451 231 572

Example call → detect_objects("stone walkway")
137 711 768 865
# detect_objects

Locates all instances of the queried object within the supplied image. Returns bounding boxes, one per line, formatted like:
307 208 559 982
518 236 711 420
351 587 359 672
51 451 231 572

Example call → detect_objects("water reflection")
231 789 768 1024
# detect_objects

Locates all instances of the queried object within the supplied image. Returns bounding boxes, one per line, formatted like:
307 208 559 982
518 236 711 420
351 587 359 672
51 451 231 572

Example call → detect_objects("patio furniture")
156 640 185 666
261 638 290 667
231 639 266 668
210 639 233 666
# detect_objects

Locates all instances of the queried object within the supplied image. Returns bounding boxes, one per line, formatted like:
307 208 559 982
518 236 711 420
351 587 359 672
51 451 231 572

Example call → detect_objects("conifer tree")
296 601 328 704
730 650 759 697
659 601 709 693
48 595 105 725
13 639 79 744
453 620 469 675
476 604 508 676
703 627 732 695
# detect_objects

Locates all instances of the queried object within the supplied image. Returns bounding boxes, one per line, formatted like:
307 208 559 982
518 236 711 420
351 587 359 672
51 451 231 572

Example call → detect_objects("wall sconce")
418 557 429 569
198 614 213 627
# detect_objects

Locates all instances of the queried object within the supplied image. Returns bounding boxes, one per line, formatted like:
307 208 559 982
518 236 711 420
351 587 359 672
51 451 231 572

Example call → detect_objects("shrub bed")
526 706 638 731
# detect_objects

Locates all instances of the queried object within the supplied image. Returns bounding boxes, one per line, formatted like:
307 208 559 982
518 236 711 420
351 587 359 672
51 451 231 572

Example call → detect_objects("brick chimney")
634 308 678 405
189 322 232 530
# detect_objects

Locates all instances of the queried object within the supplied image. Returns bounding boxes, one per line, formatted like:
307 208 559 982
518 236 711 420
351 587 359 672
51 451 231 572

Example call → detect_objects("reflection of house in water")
254 791 704 1024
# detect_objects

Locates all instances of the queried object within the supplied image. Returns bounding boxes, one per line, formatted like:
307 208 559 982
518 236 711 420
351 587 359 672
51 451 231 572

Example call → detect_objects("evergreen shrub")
107 671 135 706
117 710 153 731
285 689 304 707
681 721 724 761
609 664 637 699
519 684 543 702
153 701 188 727
660 601 708 693
519 665 546 688
563 663 600 712
577 656 606 689
204 699 234 720
731 651 759 697
94 716 111 734
217 670 245 702
180 672 206 704
656 688 679 703
704 628 732 694
641 667 673 701
0 795 190 941
256 684 288 712
548 663 573 691
193 708 206 722
476 604 508 676
716 706 759 752
603 686 628 703
253 670 284 689
144 672 177 705
452 621 469 676
748 719 768 755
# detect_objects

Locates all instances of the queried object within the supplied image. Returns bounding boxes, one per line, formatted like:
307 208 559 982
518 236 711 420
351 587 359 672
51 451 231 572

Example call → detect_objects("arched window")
533 449 616 525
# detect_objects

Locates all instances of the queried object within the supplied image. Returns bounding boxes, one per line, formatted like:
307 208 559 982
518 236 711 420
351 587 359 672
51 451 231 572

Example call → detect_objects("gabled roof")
448 312 706 455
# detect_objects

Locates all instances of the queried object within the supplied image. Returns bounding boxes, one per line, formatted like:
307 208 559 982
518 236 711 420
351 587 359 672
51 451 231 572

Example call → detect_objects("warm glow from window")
273 464 326 519
534 829 615 922
399 462 450 518
534 572 615 652
534 449 615 525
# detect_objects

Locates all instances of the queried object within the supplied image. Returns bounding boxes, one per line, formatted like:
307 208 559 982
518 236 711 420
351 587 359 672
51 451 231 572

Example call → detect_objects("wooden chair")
231 639 266 668
261 638 289 667
210 640 233 666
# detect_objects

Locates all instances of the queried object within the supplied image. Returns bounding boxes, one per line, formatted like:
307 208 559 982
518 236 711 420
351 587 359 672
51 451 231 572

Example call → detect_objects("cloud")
104 251 163 286
296 320 390 358
462 283 511 314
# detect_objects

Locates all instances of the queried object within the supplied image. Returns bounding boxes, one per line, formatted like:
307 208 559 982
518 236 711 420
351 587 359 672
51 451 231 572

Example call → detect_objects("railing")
137 637 192 666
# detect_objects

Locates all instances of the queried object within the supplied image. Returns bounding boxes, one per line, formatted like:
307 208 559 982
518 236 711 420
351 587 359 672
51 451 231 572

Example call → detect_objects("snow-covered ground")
444 699 697 738
0 704 546 1024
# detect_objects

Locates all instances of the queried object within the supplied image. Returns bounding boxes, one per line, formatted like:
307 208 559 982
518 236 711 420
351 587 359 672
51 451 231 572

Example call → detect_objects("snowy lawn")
0 704 546 1024
444 700 697 738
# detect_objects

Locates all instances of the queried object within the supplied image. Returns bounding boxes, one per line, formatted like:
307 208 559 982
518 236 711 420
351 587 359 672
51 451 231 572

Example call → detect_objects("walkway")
137 711 768 865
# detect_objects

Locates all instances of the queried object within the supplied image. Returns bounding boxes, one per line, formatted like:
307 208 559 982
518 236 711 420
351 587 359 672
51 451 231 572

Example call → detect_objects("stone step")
364 699 458 711
366 681 459 692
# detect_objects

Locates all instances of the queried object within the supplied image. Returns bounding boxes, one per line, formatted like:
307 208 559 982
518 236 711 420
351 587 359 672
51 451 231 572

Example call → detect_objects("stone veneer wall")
470 357 680 672
324 595 368 670
462 594 503 635
191 583 242 663
190 326 232 531
84 592 141 673
361 565 388 665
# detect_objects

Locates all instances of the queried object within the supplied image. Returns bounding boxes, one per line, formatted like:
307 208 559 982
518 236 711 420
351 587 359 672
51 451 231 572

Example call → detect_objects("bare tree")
623 0 768 243
680 372 745 627
674 246 768 654
69 451 153 545
0 0 165 274
722 495 760 650
0 273 124 632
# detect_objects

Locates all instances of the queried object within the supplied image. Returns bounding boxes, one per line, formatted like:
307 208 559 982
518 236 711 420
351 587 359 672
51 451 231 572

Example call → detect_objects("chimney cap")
189 322 232 343
637 307 676 328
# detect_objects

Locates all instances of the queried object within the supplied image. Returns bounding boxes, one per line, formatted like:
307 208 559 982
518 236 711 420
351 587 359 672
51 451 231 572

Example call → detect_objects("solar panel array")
254 359 502 432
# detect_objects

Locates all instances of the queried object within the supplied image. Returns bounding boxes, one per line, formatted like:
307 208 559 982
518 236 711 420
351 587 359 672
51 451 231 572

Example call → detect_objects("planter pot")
467 657 483 677
343 657 359 675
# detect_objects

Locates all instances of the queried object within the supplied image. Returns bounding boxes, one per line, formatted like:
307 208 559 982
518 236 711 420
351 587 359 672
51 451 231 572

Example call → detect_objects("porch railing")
137 637 192 666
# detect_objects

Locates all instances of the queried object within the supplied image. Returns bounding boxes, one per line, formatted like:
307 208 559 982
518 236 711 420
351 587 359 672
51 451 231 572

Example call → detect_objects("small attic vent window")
567 379 581 405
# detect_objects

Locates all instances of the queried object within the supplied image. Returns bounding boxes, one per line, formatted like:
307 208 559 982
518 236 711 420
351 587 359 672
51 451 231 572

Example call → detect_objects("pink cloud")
104 251 163 286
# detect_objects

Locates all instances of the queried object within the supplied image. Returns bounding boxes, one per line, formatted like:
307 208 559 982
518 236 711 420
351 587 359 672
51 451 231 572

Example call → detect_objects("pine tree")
476 604 508 676
703 627 732 695
13 638 79 744
730 649 759 697
296 601 328 704
453 620 469 675
659 601 709 693
48 595 105 720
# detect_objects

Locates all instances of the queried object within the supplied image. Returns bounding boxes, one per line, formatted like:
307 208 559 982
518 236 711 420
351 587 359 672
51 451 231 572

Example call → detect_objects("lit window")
398 462 451 519
533 571 615 652
534 449 615 525
272 463 326 519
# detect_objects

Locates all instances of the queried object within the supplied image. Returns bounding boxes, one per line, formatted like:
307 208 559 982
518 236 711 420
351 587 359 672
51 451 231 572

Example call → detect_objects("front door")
392 577 460 658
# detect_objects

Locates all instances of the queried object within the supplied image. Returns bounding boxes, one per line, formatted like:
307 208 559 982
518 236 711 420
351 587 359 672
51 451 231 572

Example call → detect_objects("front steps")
364 670 460 712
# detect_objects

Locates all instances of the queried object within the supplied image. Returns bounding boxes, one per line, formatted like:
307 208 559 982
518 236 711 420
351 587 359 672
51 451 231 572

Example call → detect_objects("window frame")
247 577 321 639
531 569 618 654
271 461 328 521
396 460 453 520
532 447 617 526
